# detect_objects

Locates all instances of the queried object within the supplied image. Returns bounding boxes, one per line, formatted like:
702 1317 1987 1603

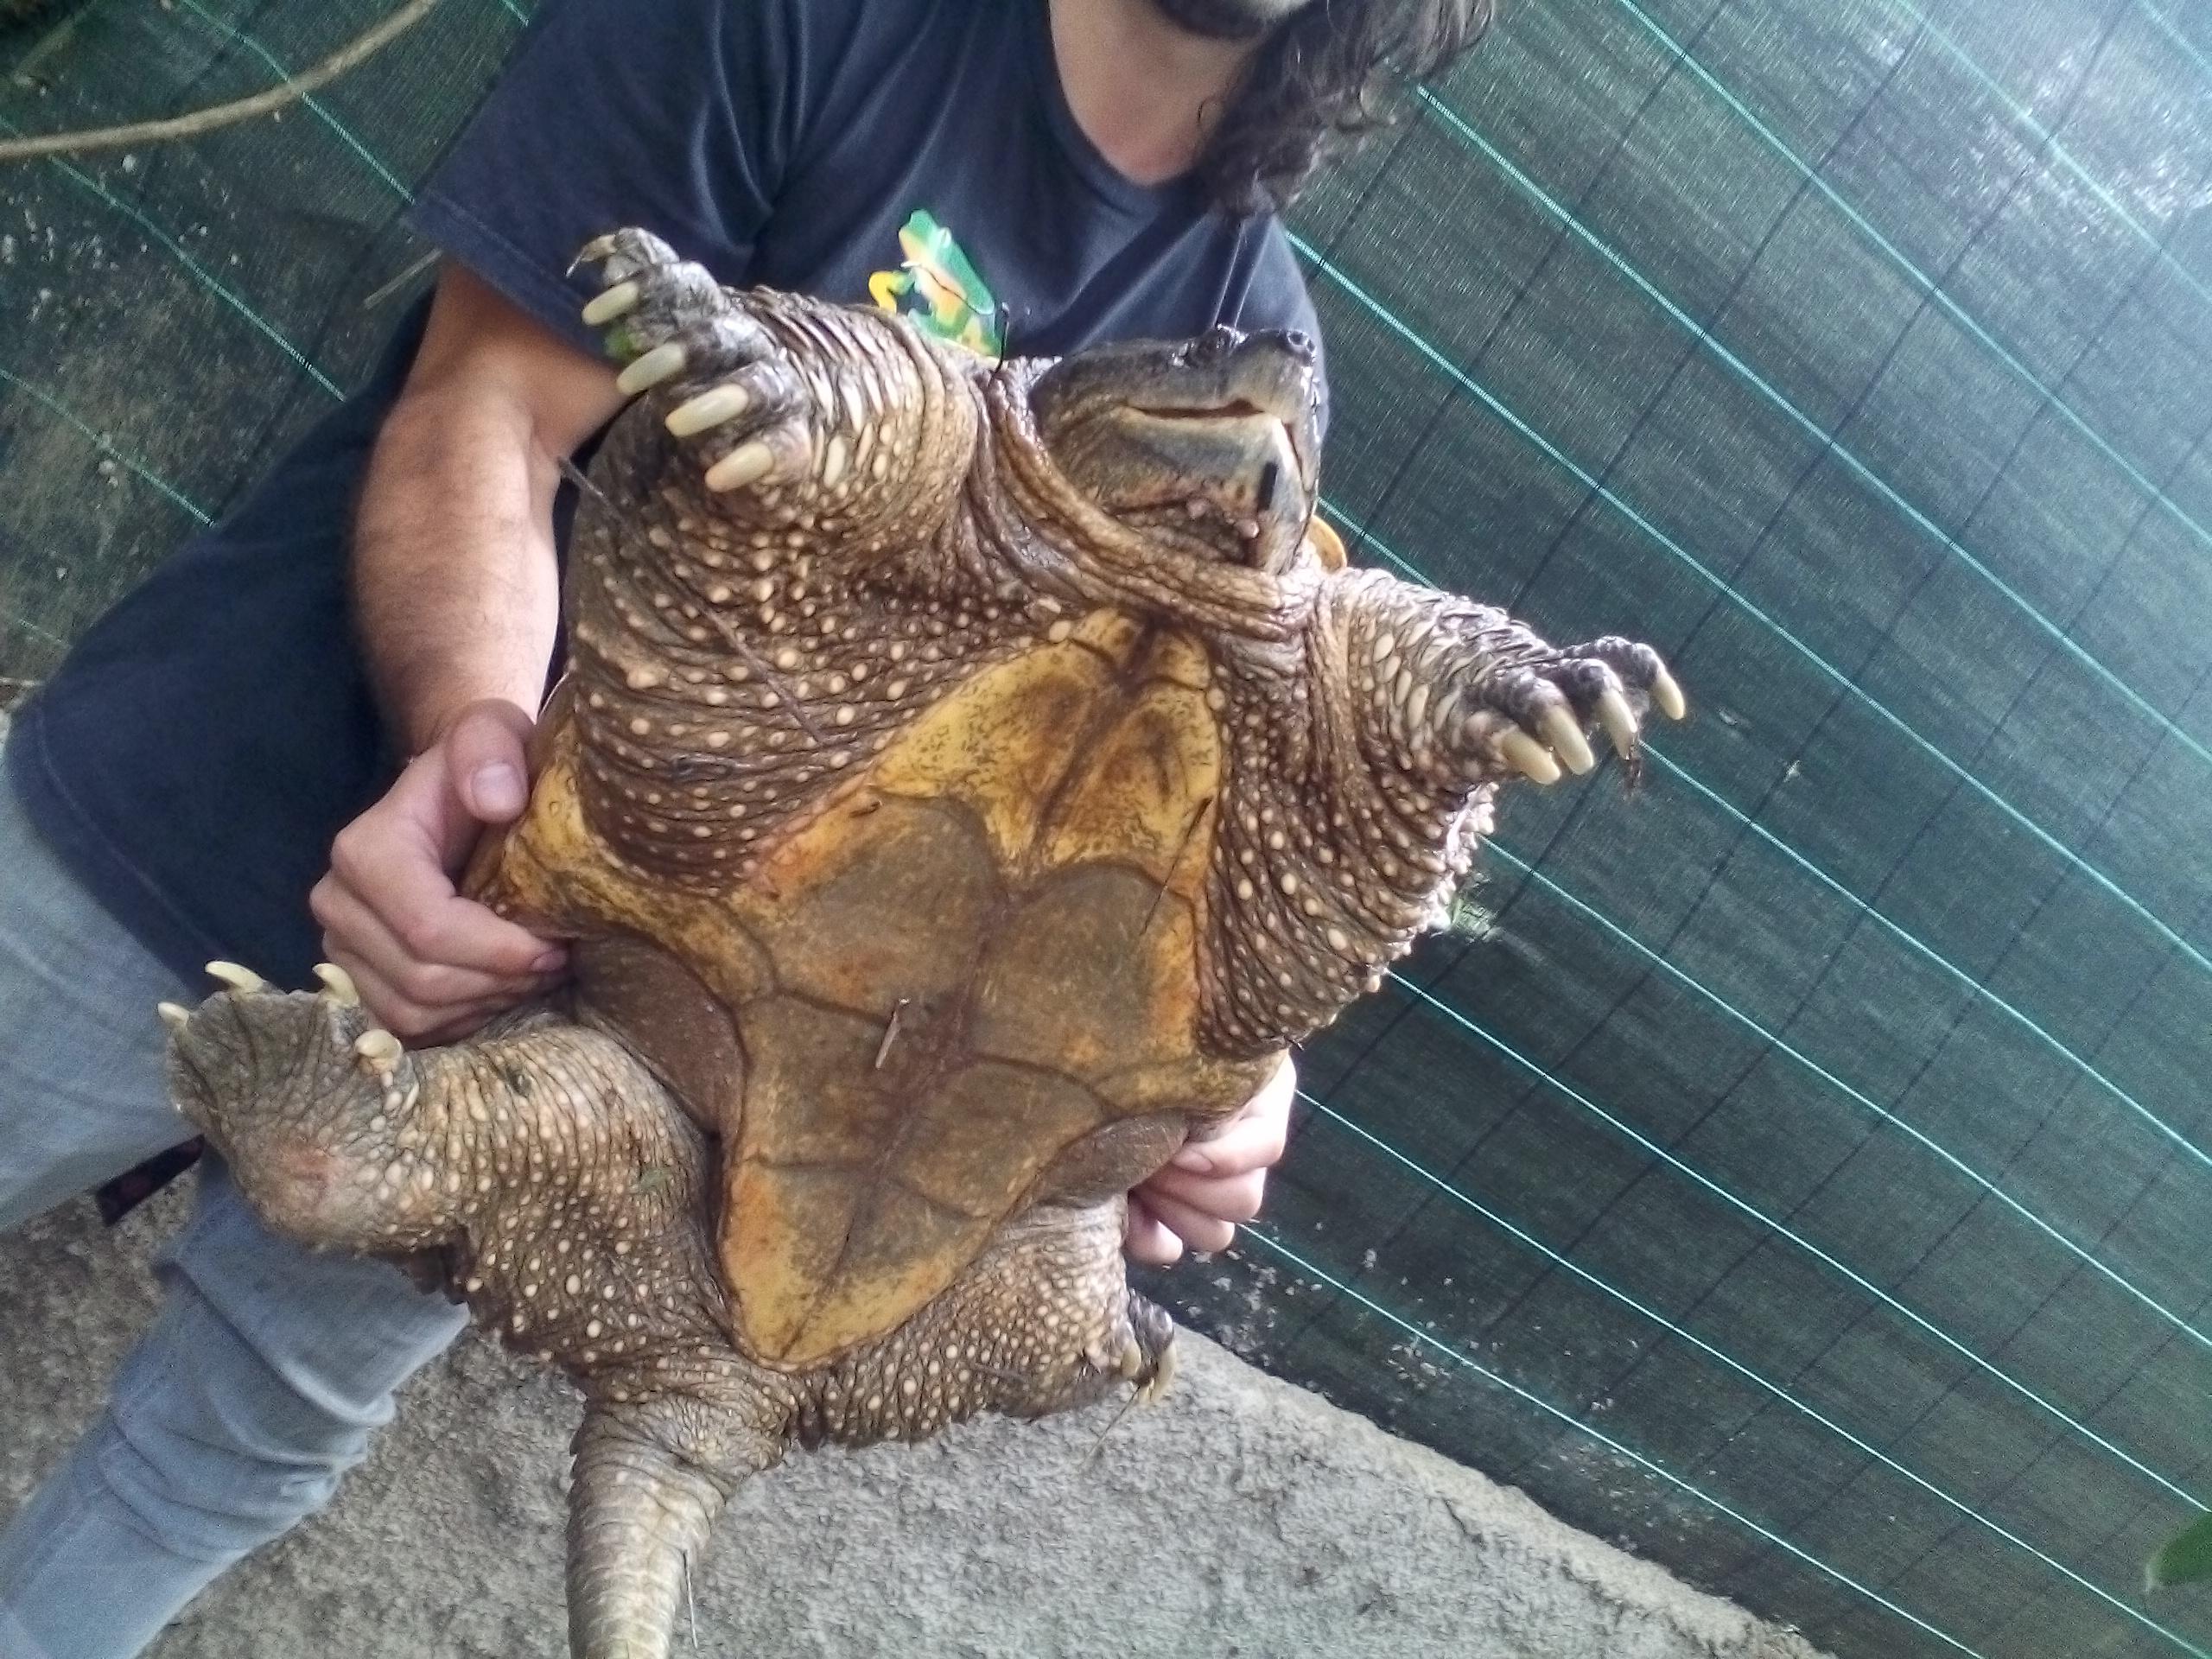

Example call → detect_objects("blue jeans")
0 768 467 1658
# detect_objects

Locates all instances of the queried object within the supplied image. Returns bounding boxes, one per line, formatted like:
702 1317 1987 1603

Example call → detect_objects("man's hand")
325 264 621 1044
309 699 566 1044
1125 1053 1295 1265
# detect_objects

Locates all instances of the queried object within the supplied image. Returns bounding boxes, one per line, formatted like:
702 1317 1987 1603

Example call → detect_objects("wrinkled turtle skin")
160 228 1686 1659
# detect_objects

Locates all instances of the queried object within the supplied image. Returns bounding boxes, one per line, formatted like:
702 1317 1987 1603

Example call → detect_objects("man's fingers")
1171 1065 1293 1177
303 699 563 1043
312 875 550 1007
321 945 529 1044
1176 1113 1287 1178
1139 1164 1266 1224
1172 1053 1294 1175
311 871 548 1000
384 888 562 985
1138 1189 1238 1257
327 808 560 982
440 698 538 823
1123 1195 1185 1267
1130 1054 1288 1262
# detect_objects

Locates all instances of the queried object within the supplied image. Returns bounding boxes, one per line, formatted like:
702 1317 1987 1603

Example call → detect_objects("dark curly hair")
1198 0 1497 215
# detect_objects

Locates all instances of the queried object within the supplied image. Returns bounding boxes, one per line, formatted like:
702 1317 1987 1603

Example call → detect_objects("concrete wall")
1 1188 1827 1659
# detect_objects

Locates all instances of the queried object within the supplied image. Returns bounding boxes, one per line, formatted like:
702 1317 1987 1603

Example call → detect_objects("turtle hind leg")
810 1198 1179 1448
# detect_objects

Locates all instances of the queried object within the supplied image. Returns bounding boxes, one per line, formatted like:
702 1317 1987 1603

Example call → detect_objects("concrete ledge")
2 1191 1827 1657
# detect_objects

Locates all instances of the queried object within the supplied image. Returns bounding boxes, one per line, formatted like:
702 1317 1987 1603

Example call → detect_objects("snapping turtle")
161 229 1685 1658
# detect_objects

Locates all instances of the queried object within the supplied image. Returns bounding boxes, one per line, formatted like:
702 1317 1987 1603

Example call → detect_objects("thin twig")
873 998 911 1069
360 250 439 312
0 0 442 163
1077 1389 1142 1472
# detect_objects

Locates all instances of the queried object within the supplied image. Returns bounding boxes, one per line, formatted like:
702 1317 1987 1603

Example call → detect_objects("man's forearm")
353 382 566 756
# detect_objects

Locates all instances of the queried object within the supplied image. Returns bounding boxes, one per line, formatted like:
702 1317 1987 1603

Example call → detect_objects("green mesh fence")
5 3 2212 1656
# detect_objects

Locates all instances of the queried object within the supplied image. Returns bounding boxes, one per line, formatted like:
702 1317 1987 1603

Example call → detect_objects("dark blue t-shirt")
10 0 1323 989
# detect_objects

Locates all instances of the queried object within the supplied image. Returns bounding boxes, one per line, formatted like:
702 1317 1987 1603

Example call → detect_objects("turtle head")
1027 326 1321 575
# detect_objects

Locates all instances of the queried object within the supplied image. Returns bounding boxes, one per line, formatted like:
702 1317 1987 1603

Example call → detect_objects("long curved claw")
157 1001 192 1034
313 963 360 1007
1650 664 1687 721
1135 1339 1179 1405
568 233 622 275
353 1027 403 1082
205 960 267 994
1594 687 1640 760
1084 1336 1147 1378
565 226 813 507
666 383 753 437
704 439 777 493
614 341 687 395
1537 706 1597 776
582 280 640 327
1497 729 1561 785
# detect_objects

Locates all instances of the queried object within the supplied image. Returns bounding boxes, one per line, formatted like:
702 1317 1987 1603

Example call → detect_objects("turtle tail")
565 1405 776 1659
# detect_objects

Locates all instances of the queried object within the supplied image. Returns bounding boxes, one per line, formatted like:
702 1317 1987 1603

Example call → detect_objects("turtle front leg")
1344 578 1688 789
571 226 977 544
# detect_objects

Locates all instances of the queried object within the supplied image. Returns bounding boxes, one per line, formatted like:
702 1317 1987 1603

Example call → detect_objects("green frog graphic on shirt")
868 209 1004 360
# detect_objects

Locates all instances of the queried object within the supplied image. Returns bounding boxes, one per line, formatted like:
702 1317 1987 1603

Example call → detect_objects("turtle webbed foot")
811 1204 1179 1445
1398 613 1687 790
573 226 815 493
160 962 450 1253
1083 1289 1179 1408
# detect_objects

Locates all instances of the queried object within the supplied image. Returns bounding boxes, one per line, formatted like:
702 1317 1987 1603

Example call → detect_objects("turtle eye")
1190 326 1239 364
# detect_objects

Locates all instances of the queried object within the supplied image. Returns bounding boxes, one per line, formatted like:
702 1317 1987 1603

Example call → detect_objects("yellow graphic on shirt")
868 210 1004 360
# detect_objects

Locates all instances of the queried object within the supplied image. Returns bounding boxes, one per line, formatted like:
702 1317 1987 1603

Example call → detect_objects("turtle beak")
1250 330 1321 493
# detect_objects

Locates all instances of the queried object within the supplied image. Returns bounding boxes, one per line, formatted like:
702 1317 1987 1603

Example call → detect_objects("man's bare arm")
354 262 622 749
312 264 624 1041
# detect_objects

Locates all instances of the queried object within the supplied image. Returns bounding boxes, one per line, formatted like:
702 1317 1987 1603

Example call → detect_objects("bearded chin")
1149 0 1303 41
